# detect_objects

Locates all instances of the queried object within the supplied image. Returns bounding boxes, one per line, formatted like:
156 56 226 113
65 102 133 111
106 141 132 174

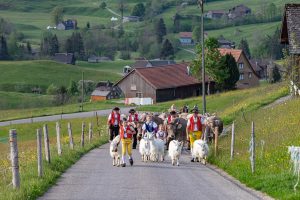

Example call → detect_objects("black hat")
122 117 127 122
170 110 176 115
129 108 136 113
113 107 120 111
191 105 199 113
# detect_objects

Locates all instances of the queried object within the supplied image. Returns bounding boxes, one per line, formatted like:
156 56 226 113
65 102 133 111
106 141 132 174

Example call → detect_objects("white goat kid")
109 135 121 166
192 139 209 165
139 137 150 162
168 140 183 166
148 133 165 162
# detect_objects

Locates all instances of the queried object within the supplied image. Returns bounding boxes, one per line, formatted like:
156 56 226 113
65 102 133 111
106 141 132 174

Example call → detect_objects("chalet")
123 16 140 23
91 81 122 101
179 32 193 45
218 36 235 49
206 10 227 19
219 48 259 89
57 19 77 30
228 4 251 20
250 59 269 79
53 53 76 65
116 63 213 103
281 4 300 55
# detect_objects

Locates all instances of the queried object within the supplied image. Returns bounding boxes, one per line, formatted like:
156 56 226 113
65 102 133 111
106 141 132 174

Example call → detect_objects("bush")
46 84 58 95
100 2 107 9
120 51 131 60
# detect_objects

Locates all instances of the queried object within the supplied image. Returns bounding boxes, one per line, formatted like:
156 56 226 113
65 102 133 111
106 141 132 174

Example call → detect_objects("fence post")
214 127 219 157
251 121 256 174
230 122 235 160
68 122 74 149
37 129 43 177
96 112 101 137
9 129 20 189
56 122 62 156
43 124 51 163
88 122 93 143
81 122 85 147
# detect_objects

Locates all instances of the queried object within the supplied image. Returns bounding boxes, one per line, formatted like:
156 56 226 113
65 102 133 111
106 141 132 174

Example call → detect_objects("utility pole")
120 0 124 25
198 0 206 114
81 71 84 112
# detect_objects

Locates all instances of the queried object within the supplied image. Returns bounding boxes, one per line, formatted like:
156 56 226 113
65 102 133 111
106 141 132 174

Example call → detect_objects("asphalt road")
0 107 134 127
39 144 267 200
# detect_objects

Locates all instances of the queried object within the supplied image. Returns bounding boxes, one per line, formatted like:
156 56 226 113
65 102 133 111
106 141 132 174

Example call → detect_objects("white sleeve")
108 114 112 121
153 122 158 129
187 120 191 127
201 117 205 125
142 124 146 131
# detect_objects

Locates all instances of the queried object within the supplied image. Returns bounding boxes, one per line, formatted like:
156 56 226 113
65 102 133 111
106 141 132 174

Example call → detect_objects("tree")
41 32 60 56
191 37 229 86
86 22 90 29
160 39 174 59
238 38 251 58
220 54 239 90
65 32 84 58
49 34 59 55
155 18 166 43
131 3 145 17
100 2 107 9
269 65 281 83
266 3 277 20
173 13 180 33
7 33 18 57
26 41 32 54
0 35 9 60
68 80 79 95
192 26 201 43
51 6 64 25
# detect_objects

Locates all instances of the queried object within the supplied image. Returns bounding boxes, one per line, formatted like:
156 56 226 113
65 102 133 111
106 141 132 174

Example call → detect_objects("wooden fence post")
43 124 51 163
56 122 62 156
214 127 219 157
81 122 85 147
88 122 93 143
96 112 101 137
37 129 43 177
230 122 235 160
251 121 255 174
68 122 74 149
9 129 20 189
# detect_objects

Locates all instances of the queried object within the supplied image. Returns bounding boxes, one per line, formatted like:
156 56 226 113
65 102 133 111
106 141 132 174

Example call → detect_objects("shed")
91 81 122 101
53 53 76 65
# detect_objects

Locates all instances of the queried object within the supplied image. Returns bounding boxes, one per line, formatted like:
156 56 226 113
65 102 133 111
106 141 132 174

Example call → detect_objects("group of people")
107 105 205 167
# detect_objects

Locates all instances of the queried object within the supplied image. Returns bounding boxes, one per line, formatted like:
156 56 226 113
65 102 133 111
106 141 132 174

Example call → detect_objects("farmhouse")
123 16 140 23
206 10 227 19
53 53 76 65
57 19 77 30
116 63 213 103
219 48 259 89
228 4 251 19
91 81 122 101
218 36 235 49
179 32 194 45
250 59 269 79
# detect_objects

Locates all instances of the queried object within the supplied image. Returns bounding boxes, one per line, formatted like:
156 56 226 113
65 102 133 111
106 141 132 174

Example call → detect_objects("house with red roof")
218 48 260 89
179 32 194 45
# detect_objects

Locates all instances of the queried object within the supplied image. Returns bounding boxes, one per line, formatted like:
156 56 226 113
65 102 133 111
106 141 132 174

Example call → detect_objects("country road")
39 144 269 200
0 107 134 127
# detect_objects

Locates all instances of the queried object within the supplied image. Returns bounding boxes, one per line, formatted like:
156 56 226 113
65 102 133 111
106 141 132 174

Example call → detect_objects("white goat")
192 139 209 165
168 140 183 166
139 137 150 162
109 135 121 166
148 133 165 162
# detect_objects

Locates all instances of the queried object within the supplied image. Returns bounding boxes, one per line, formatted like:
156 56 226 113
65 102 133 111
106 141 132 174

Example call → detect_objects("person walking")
128 109 139 149
186 106 205 162
107 107 121 142
120 117 136 167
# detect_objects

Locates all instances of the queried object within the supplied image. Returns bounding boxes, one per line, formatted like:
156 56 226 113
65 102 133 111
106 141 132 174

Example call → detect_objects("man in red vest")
186 106 205 162
107 107 121 142
127 108 139 149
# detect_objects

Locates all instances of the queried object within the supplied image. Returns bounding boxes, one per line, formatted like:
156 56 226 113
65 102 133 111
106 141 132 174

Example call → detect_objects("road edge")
206 164 274 200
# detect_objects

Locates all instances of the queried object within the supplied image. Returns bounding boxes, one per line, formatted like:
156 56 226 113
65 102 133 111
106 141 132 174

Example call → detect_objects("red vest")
128 114 139 122
110 112 120 125
120 125 133 139
168 115 174 123
189 116 202 132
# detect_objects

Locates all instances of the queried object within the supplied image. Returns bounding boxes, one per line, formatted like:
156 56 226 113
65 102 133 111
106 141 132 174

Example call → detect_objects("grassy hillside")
209 97 300 199
0 60 122 92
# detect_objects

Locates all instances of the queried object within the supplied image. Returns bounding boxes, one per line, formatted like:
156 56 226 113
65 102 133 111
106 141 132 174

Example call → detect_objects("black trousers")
132 128 138 149
109 125 119 141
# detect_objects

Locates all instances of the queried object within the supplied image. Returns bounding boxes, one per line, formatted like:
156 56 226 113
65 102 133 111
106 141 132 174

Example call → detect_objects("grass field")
0 60 122 92
77 60 134 73
0 116 108 200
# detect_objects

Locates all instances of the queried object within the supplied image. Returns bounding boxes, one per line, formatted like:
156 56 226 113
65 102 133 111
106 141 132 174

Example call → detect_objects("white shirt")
187 116 204 131
108 113 119 125
142 121 158 132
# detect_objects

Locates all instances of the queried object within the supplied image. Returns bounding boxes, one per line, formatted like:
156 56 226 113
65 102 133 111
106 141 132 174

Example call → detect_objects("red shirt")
110 112 120 125
189 116 202 132
120 125 134 139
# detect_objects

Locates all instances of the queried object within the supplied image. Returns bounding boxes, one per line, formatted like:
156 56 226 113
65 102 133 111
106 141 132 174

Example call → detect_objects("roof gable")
180 32 193 38
218 48 242 61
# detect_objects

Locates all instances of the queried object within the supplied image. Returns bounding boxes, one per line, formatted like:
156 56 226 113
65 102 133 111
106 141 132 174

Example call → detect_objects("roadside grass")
139 82 289 125
0 99 124 122
0 91 53 110
208 97 300 199
0 60 122 92
0 116 108 200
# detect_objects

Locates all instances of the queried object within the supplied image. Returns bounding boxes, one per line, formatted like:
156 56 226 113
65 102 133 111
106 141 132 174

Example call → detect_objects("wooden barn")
115 63 213 103
91 81 122 101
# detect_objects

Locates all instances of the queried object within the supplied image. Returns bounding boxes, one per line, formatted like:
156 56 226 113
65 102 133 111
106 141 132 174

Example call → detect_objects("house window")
248 72 252 78
239 73 244 80
239 63 244 69
136 92 143 98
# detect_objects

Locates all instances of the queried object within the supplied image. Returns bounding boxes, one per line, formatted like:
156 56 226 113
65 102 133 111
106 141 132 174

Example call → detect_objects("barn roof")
179 32 193 38
91 90 110 97
281 4 300 54
116 63 210 90
132 59 176 68
218 48 242 61
53 53 75 64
